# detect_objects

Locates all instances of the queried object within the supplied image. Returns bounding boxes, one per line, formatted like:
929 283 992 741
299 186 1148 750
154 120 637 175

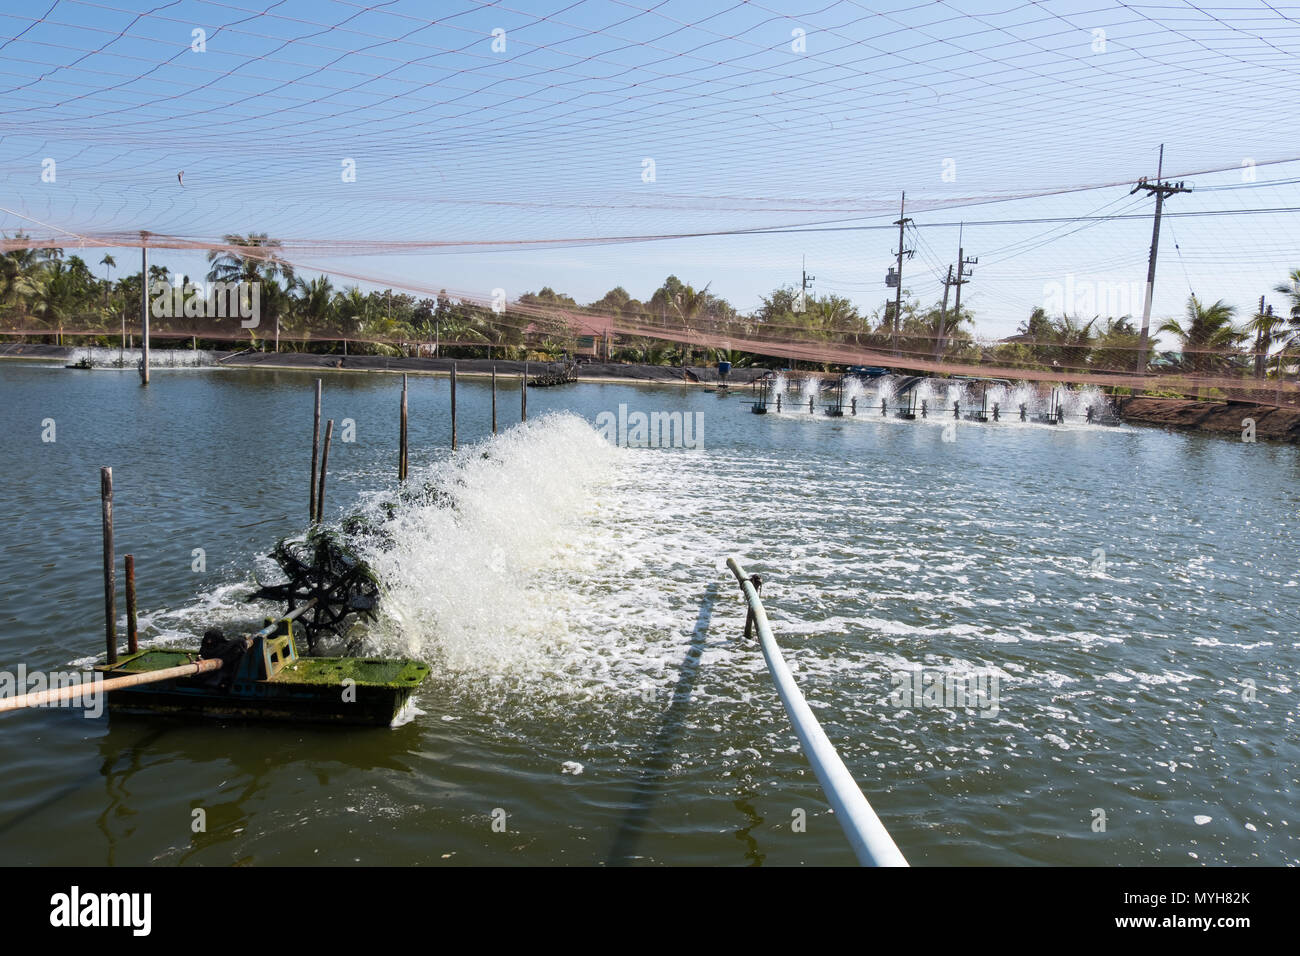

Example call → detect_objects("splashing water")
67 346 220 368
1011 383 1036 416
844 376 867 406
1073 385 1107 419
357 413 621 673
876 376 896 409
799 376 821 406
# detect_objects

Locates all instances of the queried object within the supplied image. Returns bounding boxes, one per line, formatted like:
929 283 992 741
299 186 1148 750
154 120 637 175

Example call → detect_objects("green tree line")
3 232 1298 382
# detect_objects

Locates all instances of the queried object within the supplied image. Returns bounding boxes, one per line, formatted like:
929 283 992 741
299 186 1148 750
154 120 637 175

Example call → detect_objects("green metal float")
94 611 428 726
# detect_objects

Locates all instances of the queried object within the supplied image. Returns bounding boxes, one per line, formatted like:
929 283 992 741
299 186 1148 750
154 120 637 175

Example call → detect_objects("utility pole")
942 225 977 360
890 192 913 354
934 265 954 360
1253 294 1275 380
1132 144 1191 374
796 255 814 313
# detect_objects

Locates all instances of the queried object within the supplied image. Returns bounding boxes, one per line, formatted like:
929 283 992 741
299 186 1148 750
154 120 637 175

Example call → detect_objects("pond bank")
0 344 772 386
1117 395 1300 442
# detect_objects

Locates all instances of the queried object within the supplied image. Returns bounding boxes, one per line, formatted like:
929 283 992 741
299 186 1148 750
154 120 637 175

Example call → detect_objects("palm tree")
1157 296 1245 375
1050 315 1097 372
99 254 116 305
669 281 712 366
334 286 371 353
1246 305 1286 379
1092 317 1142 371
31 258 95 342
0 243 41 316
207 233 293 287
207 235 293 350
1270 269 1300 376
292 275 335 350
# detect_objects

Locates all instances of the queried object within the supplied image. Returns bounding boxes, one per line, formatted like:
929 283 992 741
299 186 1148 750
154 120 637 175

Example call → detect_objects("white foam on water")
67 346 220 368
359 412 622 674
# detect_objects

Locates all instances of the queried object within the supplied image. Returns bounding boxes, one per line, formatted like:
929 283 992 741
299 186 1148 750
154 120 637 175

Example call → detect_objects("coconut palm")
0 244 41 315
668 281 713 366
31 257 97 339
1270 269 1300 374
1050 314 1097 371
1246 304 1286 379
1091 317 1142 372
99 254 116 305
333 285 371 351
292 275 335 347
207 233 294 288
1157 296 1245 374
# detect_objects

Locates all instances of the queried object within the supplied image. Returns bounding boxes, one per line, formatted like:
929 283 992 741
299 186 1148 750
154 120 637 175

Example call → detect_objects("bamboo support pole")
399 374 409 481
450 362 458 450
139 243 149 386
310 379 321 522
100 467 116 666
317 419 334 524
0 659 222 713
491 364 497 435
521 362 528 422
124 554 138 655
0 599 318 715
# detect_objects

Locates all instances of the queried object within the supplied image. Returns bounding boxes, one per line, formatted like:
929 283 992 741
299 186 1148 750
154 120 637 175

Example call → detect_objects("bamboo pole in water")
310 379 321 522
317 420 334 524
491 365 497 435
124 554 138 655
100 467 116 666
521 362 528 422
139 241 149 386
0 599 318 715
450 362 458 450
0 659 222 713
399 374 409 481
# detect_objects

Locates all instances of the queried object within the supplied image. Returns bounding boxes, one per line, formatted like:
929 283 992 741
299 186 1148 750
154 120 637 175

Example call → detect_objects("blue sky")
3 0 1299 341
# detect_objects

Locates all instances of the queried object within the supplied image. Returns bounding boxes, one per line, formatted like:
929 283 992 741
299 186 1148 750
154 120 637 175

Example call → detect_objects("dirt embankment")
1117 396 1300 442
0 343 75 359
0 344 774 386
218 352 773 384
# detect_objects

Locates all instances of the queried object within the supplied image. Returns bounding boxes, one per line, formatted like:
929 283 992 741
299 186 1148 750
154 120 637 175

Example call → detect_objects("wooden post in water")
139 239 150 386
491 365 497 434
399 374 409 481
124 554 138 655
317 420 334 524
521 362 528 422
310 379 321 522
450 362 458 450
100 467 116 665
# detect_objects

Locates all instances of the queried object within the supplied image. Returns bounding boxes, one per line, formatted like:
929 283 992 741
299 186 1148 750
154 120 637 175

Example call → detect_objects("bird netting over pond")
3 1 1300 401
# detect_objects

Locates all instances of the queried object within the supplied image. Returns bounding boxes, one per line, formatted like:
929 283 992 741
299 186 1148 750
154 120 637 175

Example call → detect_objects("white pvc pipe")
727 557 909 867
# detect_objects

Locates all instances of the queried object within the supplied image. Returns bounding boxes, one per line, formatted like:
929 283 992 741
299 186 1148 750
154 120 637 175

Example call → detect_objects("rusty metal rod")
124 554 138 655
